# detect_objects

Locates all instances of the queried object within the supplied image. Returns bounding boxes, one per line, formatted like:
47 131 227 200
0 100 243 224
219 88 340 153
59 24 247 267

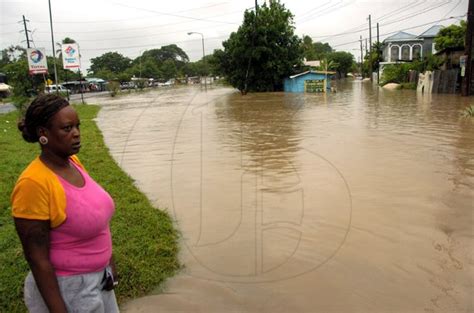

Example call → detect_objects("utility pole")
377 22 380 85
462 0 473 96
48 0 59 90
368 14 372 81
22 15 31 48
360 35 364 76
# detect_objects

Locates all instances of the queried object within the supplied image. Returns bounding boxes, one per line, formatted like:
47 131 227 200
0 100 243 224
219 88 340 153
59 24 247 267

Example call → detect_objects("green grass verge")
0 104 180 312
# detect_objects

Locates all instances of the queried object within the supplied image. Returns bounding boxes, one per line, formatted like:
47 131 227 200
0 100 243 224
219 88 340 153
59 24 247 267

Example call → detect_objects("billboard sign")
61 43 81 69
27 48 48 75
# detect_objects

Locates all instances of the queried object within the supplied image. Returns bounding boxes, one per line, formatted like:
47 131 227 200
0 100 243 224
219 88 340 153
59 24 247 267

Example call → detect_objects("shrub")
107 81 120 97
381 63 412 85
462 105 474 117
400 82 417 90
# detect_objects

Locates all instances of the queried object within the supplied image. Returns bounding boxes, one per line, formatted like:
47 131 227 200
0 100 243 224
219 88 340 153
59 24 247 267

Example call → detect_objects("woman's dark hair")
18 94 70 143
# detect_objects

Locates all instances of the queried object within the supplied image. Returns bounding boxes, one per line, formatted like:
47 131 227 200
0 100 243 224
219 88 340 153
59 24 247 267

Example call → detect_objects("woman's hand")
103 255 118 291
14 218 68 313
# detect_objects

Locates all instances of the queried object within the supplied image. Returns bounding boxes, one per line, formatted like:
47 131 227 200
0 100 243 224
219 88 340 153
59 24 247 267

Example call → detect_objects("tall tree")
301 36 333 61
141 45 189 64
89 52 132 75
220 0 303 93
434 20 467 51
0 45 26 66
327 51 355 77
301 35 317 60
363 42 383 77
313 42 333 59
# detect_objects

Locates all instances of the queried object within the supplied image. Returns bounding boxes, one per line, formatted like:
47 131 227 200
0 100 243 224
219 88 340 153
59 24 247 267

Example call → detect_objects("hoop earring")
39 136 48 145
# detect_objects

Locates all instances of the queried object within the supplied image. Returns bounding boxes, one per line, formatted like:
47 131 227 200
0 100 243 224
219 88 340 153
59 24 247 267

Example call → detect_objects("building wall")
422 37 436 56
284 73 331 93
383 41 424 62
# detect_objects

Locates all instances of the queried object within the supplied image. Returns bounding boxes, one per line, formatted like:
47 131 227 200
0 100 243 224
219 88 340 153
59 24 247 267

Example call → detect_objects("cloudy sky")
0 0 468 73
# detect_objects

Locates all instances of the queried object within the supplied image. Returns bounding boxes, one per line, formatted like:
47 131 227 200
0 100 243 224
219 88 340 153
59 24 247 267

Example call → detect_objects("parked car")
44 84 71 94
120 82 133 90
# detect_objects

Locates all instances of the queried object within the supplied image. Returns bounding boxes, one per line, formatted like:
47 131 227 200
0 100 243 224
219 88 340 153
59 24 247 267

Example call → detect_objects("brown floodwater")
93 81 473 313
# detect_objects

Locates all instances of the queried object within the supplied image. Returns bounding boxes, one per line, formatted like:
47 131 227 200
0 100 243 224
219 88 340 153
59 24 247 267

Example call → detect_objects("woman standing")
11 94 119 312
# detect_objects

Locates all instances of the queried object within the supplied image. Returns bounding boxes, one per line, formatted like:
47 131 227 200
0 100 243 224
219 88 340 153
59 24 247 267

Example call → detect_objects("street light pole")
187 32 206 89
48 0 59 93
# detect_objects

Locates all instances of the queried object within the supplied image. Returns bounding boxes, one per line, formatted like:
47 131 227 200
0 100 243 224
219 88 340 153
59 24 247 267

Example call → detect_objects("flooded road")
93 82 473 313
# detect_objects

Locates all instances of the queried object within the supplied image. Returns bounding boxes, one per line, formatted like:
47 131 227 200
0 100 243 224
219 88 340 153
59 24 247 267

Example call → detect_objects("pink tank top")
49 161 115 276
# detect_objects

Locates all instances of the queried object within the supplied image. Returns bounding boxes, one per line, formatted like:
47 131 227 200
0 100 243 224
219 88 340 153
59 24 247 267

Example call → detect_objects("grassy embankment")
0 105 180 312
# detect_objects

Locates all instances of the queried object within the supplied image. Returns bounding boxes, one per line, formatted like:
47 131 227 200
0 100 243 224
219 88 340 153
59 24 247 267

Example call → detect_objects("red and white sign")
27 48 48 75
61 43 81 69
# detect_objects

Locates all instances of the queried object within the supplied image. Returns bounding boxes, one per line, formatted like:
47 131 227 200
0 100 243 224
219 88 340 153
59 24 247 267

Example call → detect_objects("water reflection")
214 92 304 178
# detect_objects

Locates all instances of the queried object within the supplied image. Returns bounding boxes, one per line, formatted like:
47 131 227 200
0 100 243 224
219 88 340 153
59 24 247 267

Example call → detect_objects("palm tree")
319 58 338 91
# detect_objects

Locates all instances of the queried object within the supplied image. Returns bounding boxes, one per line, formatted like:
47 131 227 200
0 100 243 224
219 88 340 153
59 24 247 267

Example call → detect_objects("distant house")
284 70 335 93
303 60 321 68
381 25 443 63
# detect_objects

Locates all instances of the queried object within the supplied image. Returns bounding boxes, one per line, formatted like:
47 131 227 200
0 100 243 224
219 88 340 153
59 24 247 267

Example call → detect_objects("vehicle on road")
44 85 71 94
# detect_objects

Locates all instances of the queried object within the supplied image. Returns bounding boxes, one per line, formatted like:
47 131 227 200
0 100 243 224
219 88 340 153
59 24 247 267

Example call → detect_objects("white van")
44 85 70 93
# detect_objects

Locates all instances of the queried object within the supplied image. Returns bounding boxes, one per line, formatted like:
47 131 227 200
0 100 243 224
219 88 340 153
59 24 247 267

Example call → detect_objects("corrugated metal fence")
432 69 460 94
416 69 460 94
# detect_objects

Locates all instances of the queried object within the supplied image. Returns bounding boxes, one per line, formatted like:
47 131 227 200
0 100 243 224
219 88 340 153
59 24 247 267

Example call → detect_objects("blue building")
284 70 335 93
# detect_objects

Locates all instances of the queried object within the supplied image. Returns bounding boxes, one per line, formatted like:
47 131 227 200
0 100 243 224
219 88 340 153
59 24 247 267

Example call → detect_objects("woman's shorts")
24 268 119 313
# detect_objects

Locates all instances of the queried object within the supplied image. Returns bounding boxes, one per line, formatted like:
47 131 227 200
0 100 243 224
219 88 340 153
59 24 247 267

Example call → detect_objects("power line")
30 2 231 24
299 1 427 41
331 14 466 49
29 7 247 35
380 0 452 28
297 0 356 24
310 0 454 41
114 3 238 26
78 35 228 52
442 0 464 19
374 0 427 22
294 1 333 21
32 22 237 43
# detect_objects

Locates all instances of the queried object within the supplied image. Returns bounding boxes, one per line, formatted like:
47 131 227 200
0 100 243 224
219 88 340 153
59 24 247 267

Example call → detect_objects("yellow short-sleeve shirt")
11 155 85 228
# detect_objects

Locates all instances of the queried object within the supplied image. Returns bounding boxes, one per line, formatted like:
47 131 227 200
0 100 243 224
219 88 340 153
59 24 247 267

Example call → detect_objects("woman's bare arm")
14 218 68 313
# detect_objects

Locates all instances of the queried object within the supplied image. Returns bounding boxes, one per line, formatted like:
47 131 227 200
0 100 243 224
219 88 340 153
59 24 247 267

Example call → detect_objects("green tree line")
1 0 465 97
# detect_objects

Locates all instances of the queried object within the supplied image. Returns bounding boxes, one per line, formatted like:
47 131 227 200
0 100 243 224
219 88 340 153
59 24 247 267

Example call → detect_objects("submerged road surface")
91 82 473 313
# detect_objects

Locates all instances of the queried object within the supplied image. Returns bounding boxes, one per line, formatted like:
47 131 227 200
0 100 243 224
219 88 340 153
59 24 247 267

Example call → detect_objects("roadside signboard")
305 79 325 93
27 48 48 75
61 43 81 69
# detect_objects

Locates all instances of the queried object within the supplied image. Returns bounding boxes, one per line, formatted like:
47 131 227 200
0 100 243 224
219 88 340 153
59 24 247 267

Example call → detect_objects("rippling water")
93 81 473 313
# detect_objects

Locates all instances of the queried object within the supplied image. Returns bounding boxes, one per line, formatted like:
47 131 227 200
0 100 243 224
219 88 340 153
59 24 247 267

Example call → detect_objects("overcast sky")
0 0 468 73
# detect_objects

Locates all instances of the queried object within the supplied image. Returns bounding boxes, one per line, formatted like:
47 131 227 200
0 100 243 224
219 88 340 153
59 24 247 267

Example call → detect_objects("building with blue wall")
284 71 335 93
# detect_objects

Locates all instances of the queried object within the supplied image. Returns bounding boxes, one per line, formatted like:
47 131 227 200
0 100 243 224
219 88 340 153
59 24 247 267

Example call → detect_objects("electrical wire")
293 1 332 21
78 34 228 51
331 14 465 49
27 7 248 35
297 0 356 25
309 0 453 41
442 0 464 19
30 2 230 24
